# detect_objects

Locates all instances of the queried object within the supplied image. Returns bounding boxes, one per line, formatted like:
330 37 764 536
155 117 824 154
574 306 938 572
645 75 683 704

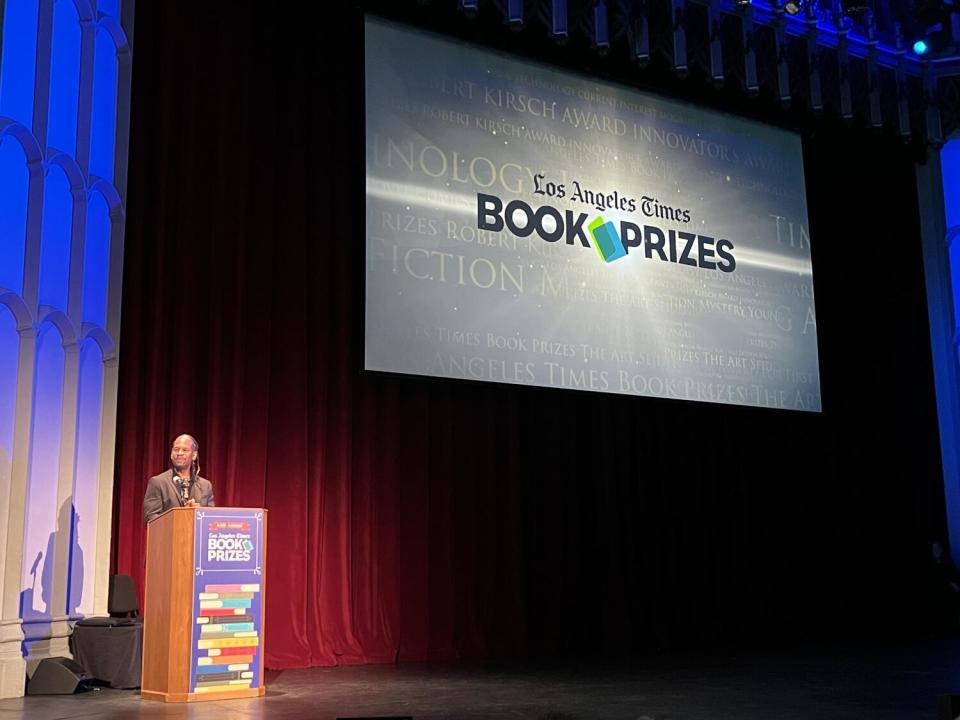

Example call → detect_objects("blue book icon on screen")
588 216 627 263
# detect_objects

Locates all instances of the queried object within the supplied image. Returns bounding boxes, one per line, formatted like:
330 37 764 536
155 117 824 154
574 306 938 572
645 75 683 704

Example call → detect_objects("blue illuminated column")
0 0 133 699
918 136 960 564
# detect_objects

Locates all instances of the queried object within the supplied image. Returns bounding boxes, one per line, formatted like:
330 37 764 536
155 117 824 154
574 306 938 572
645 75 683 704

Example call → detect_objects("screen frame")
360 12 823 416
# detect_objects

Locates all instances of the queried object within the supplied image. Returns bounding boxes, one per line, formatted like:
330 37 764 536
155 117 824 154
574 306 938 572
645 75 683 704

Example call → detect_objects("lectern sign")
189 510 264 694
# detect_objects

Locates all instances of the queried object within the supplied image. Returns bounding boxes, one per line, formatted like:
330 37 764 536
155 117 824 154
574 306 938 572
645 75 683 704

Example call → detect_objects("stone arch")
36 307 78 349
0 292 35 332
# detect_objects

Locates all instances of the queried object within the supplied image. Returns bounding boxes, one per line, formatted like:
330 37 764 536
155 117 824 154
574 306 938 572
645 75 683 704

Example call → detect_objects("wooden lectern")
141 506 267 702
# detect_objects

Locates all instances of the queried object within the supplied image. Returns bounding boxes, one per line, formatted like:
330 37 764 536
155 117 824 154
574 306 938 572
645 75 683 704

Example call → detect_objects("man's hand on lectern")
186 499 199 508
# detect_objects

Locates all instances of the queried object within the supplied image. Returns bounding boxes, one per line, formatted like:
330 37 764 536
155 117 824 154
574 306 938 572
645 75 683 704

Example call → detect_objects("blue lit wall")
922 135 960 560
89 25 119 182
0 309 17 514
0 0 132 668
0 137 29 294
38 162 72 311
944 138 960 555
46 0 81 156
0 0 39 130
944 141 959 325
82 189 111 327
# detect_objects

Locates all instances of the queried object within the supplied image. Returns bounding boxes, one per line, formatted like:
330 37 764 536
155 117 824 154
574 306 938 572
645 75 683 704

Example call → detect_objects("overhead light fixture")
784 0 803 16
909 0 959 57
591 0 610 52
546 0 569 40
735 0 752 7
840 0 871 17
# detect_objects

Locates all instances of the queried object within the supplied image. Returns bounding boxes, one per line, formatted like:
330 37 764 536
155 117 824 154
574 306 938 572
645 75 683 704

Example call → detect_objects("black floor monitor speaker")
27 657 94 695
940 694 960 720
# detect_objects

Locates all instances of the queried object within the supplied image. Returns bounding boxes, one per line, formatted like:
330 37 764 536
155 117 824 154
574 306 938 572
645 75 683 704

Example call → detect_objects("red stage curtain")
111 7 533 669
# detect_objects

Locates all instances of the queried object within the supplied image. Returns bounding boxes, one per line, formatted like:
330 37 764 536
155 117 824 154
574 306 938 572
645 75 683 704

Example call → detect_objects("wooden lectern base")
141 686 265 702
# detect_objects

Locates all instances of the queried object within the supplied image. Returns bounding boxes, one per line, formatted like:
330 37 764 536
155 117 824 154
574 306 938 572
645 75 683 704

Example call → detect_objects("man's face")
170 436 197 474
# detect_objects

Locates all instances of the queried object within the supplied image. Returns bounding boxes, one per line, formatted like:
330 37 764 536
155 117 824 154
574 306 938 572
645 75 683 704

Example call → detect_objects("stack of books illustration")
194 583 261 693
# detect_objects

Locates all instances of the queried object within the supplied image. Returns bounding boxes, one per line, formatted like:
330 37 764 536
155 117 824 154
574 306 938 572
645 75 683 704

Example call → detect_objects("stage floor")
3 638 960 719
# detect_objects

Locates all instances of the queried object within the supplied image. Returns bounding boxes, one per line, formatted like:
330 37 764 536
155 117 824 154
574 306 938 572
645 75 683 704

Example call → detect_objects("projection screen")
364 17 821 412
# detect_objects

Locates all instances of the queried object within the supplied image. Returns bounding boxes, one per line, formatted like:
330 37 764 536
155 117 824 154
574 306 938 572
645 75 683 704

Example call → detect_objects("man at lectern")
142 434 216 524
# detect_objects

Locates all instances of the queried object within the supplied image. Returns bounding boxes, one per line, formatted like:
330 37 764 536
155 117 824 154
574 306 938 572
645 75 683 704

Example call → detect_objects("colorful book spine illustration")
192 582 262 692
